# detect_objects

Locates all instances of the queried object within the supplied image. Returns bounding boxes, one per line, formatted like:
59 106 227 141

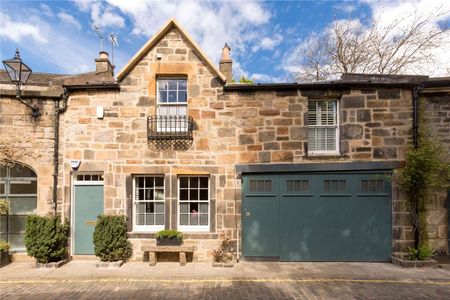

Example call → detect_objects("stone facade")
1 21 449 261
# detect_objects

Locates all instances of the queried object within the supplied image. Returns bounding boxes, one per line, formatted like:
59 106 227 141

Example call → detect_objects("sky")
0 0 449 83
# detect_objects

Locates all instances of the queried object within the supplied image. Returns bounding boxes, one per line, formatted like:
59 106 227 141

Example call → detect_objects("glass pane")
287 180 293 192
77 175 83 181
168 80 177 90
257 180 264 192
138 189 144 200
10 165 36 177
145 189 154 200
91 175 99 181
145 214 154 226
190 177 199 188
180 177 188 188
145 177 153 188
9 215 26 232
168 91 177 103
361 180 368 192
0 215 7 233
145 202 154 213
158 80 169 90
249 180 256 192
155 189 164 201
138 177 145 188
339 180 346 192
190 202 199 213
324 180 330 192
10 180 37 194
0 182 4 194
180 189 188 200
0 167 6 177
264 180 272 192
0 233 6 242
178 80 187 90
155 177 164 187
9 197 37 214
302 181 309 192
331 180 338 192
155 203 164 213
137 214 144 225
9 233 25 252
199 214 208 225
189 213 199 226
178 91 187 102
200 189 208 201
190 189 198 201
180 214 188 225
155 214 164 225
136 203 145 214
159 91 167 103
377 180 384 192
180 203 189 213
199 203 208 213
200 177 208 188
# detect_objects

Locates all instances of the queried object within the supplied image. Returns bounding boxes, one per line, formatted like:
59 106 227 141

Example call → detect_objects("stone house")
0 19 449 262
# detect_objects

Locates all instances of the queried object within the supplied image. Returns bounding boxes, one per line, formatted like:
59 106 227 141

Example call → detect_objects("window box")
155 230 183 246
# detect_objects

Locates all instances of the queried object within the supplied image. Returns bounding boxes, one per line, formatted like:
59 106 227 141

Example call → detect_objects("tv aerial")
92 23 104 52
109 33 119 66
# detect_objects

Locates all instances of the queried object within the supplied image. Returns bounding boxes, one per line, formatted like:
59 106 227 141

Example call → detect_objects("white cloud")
75 1 125 28
0 13 48 44
252 34 283 52
334 3 357 14
251 72 285 83
40 3 53 17
58 11 82 30
102 0 273 75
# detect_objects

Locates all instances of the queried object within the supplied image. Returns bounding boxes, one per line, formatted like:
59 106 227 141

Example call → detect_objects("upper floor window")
157 78 187 117
307 100 339 154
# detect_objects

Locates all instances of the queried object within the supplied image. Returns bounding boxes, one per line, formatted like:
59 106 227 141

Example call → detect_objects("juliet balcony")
147 115 194 150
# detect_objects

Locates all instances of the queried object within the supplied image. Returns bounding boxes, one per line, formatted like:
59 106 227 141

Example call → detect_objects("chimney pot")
219 43 233 83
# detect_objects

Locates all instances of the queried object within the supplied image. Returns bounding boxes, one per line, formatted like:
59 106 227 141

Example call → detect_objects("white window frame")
307 100 340 155
156 77 188 132
132 175 165 232
177 175 210 232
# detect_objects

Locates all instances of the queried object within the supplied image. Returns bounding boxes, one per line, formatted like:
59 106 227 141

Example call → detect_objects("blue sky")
0 1 448 82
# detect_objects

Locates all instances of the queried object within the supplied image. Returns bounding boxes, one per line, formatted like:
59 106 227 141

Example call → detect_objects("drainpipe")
52 87 69 215
412 84 423 149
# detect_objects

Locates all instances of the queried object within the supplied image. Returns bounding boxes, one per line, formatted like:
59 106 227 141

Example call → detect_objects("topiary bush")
93 215 132 262
24 215 69 263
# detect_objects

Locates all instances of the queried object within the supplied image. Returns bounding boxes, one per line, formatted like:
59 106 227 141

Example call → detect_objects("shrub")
0 240 10 252
155 230 183 241
212 238 233 263
408 245 433 261
93 215 132 262
24 215 69 263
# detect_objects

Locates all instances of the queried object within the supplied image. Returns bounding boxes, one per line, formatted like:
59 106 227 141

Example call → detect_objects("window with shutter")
307 100 339 154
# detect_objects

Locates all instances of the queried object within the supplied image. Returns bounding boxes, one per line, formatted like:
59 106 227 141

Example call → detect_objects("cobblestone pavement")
1 261 450 299
1 277 450 299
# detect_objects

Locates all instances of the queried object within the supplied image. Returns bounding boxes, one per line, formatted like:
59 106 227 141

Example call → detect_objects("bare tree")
295 7 449 81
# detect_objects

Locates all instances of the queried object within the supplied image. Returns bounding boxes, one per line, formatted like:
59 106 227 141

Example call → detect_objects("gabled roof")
117 19 227 83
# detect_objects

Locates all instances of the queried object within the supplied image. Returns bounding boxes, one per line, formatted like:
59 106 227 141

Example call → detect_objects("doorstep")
71 255 98 261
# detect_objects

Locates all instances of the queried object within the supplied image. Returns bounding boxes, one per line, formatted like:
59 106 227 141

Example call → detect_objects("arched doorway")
0 164 37 252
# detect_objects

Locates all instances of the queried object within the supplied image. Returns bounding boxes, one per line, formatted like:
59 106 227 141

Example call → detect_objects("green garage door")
243 172 392 261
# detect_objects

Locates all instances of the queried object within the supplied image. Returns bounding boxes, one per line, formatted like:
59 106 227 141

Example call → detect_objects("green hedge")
24 215 69 263
93 215 132 262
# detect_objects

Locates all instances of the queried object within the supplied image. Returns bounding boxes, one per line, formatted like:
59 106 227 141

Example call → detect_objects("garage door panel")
243 172 392 261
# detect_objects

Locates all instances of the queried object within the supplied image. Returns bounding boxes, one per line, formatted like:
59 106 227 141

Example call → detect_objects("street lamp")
2 49 40 118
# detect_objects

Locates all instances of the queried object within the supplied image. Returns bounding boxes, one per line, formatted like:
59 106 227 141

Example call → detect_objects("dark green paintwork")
242 172 392 262
74 185 104 255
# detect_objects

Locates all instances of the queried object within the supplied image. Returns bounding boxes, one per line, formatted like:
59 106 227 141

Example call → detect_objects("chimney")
219 43 232 83
95 51 114 75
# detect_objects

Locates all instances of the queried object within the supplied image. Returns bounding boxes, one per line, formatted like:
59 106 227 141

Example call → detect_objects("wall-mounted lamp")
2 49 40 118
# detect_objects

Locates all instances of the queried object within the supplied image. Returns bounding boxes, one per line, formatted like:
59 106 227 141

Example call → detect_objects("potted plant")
93 214 132 268
156 230 183 246
212 237 234 267
0 239 10 268
24 215 70 268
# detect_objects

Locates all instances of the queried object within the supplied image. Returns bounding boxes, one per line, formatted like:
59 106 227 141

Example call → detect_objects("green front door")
243 172 392 261
74 185 104 255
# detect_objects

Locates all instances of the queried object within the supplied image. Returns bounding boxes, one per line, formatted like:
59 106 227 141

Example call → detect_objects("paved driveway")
1 261 449 299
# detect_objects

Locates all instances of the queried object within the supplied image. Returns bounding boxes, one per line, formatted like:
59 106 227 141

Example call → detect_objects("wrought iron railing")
147 115 194 141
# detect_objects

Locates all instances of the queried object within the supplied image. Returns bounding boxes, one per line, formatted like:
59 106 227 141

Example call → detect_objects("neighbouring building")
0 19 449 262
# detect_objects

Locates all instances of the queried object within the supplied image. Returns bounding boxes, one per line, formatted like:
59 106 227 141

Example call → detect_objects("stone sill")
304 154 350 160
96 260 124 269
36 259 69 269
391 256 438 268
